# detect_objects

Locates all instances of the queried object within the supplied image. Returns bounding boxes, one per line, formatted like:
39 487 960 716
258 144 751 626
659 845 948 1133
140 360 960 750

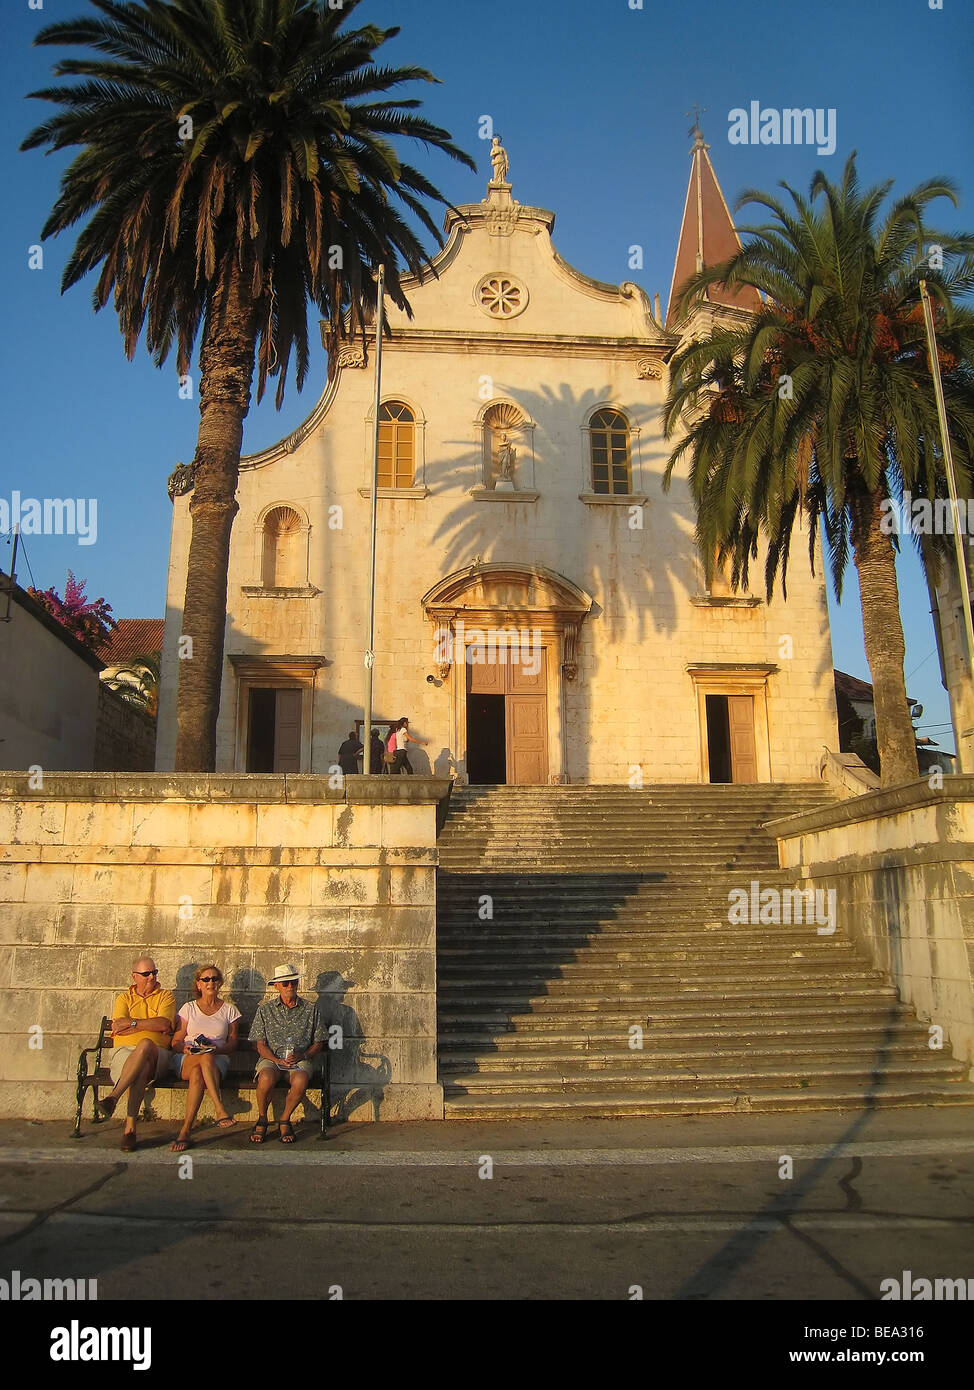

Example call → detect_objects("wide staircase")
435 784 974 1118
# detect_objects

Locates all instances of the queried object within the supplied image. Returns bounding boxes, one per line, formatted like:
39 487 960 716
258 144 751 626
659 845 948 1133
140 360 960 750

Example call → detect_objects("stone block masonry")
772 777 974 1070
0 773 450 1121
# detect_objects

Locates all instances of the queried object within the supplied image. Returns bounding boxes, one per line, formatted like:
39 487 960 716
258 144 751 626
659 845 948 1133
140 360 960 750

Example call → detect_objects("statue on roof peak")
489 135 509 185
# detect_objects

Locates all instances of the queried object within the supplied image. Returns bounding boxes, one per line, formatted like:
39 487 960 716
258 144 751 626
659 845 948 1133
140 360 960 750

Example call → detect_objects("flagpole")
919 278 974 683
363 264 386 775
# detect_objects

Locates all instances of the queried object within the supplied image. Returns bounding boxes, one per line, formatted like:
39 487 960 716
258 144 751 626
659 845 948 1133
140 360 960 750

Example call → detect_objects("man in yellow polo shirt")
98 956 176 1151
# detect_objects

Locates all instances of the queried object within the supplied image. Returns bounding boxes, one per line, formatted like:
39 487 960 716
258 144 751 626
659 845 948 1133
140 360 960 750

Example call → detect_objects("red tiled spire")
666 122 762 327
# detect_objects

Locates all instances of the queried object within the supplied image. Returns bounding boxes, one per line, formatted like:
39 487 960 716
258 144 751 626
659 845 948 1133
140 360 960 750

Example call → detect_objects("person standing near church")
369 727 386 774
391 717 426 775
337 730 363 774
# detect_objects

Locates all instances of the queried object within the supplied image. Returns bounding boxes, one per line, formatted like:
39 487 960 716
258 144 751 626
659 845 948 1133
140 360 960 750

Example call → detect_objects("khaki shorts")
254 1058 314 1080
109 1043 171 1085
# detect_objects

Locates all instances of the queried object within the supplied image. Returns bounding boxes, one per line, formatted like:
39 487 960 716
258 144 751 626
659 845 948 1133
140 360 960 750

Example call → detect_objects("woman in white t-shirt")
169 964 241 1151
391 717 426 775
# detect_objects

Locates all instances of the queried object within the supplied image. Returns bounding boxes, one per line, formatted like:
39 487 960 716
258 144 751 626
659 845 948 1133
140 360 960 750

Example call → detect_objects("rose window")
476 273 527 319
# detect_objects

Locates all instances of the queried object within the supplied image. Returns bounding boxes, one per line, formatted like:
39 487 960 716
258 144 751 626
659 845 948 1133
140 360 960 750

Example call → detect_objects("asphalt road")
0 1110 971 1302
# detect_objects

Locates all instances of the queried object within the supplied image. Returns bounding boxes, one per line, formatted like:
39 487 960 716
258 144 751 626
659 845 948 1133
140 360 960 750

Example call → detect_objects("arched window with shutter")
589 409 632 494
377 401 415 488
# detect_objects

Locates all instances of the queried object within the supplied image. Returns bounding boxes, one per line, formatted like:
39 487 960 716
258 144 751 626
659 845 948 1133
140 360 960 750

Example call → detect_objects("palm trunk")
174 262 257 771
850 489 920 787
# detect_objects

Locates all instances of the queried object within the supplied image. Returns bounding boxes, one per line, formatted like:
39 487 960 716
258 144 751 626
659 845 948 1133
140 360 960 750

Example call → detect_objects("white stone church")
157 131 838 785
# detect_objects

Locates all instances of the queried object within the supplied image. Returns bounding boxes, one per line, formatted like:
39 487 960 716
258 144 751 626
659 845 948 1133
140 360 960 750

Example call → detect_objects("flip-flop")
249 1120 269 1145
279 1120 296 1144
215 1116 235 1129
170 1137 193 1152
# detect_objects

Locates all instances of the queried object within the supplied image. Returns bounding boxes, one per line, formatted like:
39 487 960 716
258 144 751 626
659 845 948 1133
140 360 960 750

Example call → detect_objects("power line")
906 649 937 680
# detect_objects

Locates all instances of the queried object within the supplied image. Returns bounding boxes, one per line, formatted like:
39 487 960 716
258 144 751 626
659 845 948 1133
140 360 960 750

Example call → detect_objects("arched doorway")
422 563 592 785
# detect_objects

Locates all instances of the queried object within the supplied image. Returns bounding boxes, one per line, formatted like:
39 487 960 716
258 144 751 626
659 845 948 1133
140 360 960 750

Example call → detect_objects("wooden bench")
74 1018 333 1140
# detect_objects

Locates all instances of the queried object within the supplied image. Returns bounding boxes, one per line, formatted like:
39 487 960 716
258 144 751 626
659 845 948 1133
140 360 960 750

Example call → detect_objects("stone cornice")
369 327 671 363
469 487 539 503
0 772 451 806
578 492 648 507
228 654 328 681
689 595 763 608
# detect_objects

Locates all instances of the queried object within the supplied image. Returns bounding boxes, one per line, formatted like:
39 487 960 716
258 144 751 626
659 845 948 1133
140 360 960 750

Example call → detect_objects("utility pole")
363 265 386 775
919 277 974 770
1 526 18 623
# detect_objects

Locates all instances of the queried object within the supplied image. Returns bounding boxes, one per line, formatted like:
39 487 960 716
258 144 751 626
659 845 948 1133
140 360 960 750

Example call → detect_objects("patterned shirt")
248 995 325 1057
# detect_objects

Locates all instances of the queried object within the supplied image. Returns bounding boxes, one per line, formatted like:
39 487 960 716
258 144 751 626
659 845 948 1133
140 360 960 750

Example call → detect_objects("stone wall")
0 585 101 772
94 684 157 772
772 777 974 1068
0 773 449 1121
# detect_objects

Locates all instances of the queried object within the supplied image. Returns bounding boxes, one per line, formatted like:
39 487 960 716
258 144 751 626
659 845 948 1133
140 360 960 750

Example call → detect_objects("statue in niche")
496 432 517 488
489 136 509 185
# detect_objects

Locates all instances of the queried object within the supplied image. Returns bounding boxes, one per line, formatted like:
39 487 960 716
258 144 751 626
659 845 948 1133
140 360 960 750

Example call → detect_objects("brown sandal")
120 1131 137 1153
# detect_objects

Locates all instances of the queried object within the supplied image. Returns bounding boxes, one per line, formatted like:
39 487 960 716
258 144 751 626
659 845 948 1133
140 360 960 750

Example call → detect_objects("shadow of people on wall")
433 746 457 778
312 971 392 1123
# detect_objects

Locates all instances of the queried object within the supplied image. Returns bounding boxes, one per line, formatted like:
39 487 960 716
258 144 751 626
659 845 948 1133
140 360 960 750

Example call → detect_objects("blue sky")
2 0 971 752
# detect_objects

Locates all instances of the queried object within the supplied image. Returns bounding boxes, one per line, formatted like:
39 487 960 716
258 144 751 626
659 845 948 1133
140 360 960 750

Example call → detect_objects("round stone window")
476 273 528 320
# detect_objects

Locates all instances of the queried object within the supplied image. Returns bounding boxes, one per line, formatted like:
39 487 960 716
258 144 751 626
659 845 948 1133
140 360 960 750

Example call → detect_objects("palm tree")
662 154 974 787
22 0 475 770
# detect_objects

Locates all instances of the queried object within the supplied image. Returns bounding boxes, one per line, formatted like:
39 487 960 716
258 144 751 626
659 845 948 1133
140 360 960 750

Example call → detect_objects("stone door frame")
422 563 593 785
687 663 776 784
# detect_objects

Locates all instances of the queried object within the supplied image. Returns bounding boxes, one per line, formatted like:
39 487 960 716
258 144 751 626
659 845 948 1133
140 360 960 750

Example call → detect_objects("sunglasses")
134 970 158 978
199 976 221 984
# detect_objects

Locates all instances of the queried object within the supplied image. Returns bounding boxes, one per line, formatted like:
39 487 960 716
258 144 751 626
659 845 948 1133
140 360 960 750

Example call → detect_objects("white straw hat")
269 963 299 984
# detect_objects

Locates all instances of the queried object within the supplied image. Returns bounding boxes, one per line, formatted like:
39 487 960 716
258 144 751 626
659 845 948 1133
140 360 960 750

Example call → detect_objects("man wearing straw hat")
248 964 325 1144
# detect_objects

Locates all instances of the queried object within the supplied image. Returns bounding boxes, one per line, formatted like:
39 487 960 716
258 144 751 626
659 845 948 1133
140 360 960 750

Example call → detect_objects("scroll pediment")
422 563 592 618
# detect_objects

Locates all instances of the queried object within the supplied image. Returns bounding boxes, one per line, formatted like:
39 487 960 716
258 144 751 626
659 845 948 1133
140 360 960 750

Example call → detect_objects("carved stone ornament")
484 206 520 237
337 346 367 369
167 461 197 501
477 272 527 318
635 358 664 380
562 621 579 681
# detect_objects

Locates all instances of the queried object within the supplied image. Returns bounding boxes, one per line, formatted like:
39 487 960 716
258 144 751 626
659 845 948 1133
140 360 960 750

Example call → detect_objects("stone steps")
442 1084 974 1120
434 783 974 1117
443 1061 967 1094
439 1042 942 1071
438 1004 920 1031
438 1020 927 1048
439 984 901 1010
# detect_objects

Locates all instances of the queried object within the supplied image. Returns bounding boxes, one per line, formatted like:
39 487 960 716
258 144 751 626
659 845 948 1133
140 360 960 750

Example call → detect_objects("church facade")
157 135 838 784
